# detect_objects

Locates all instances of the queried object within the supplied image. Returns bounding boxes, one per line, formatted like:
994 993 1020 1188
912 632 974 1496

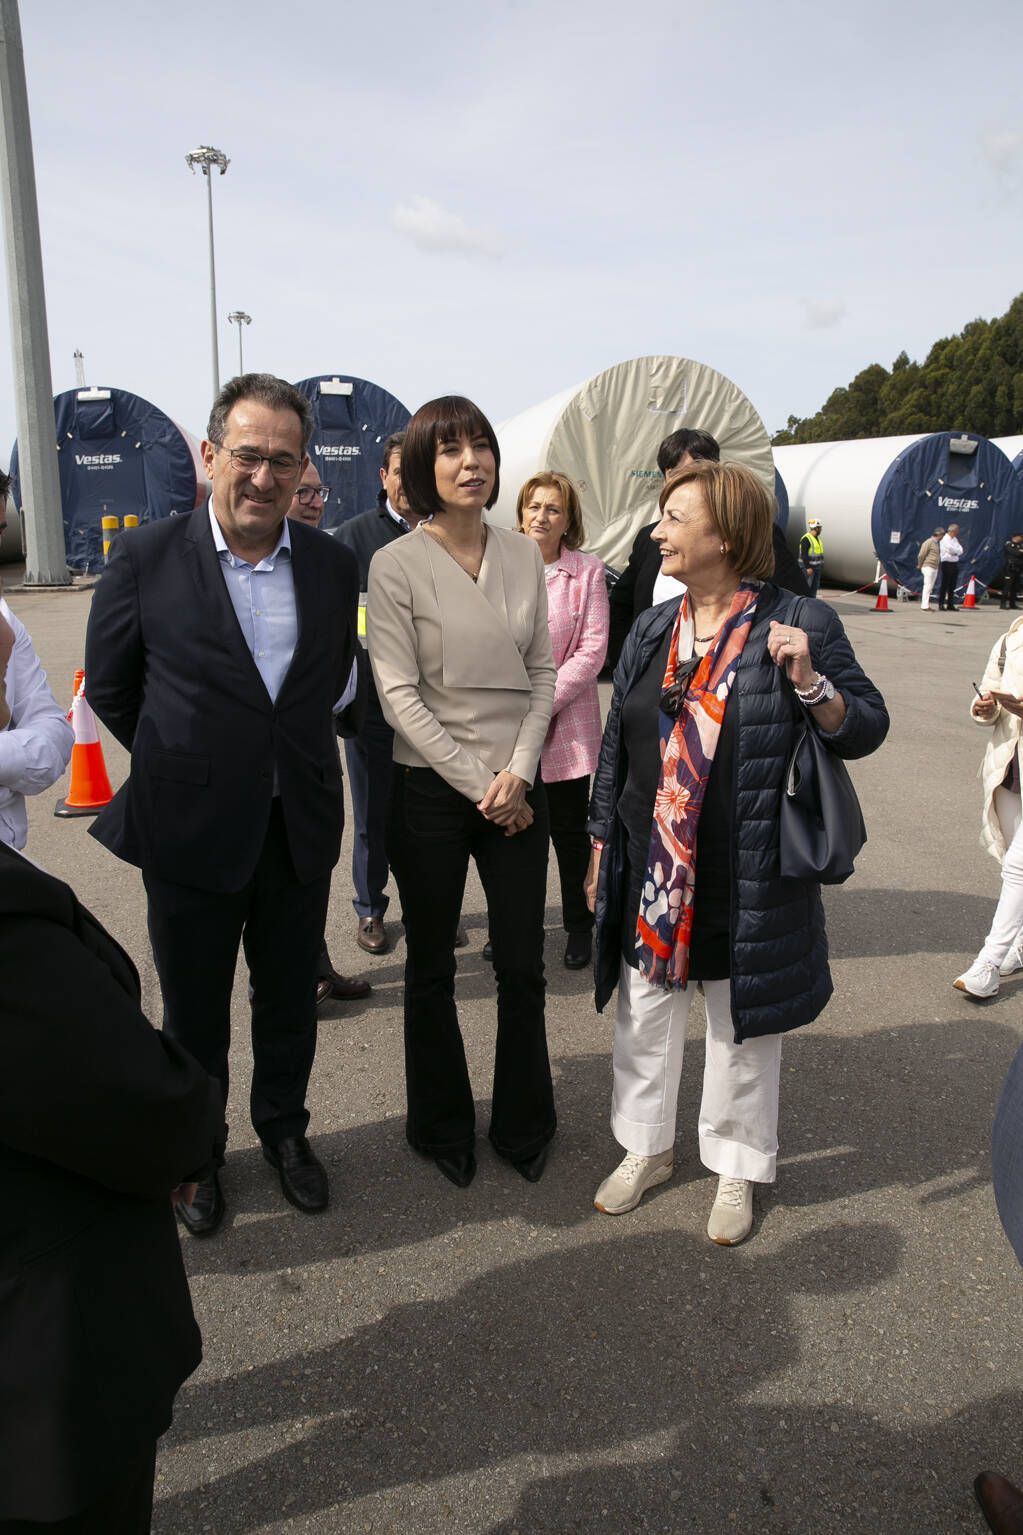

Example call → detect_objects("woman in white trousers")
954 617 1023 998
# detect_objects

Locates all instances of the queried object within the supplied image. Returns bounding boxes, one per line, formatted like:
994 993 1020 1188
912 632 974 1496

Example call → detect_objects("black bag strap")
775 592 811 723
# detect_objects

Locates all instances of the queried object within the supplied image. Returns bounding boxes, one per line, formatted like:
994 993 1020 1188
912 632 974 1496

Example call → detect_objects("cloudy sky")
1 0 1020 448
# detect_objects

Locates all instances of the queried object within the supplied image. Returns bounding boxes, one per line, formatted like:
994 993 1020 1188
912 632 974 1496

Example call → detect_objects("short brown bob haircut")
515 470 585 551
400 395 501 520
659 459 775 581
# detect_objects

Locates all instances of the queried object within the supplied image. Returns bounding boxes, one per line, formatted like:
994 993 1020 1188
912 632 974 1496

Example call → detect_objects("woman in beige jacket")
955 615 1023 997
367 396 557 1188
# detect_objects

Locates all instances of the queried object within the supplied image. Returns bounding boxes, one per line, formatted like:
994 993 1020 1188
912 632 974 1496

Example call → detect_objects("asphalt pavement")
8 576 1023 1535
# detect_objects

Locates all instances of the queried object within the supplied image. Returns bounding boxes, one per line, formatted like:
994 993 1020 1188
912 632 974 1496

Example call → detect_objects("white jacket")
972 615 1023 862
0 598 74 848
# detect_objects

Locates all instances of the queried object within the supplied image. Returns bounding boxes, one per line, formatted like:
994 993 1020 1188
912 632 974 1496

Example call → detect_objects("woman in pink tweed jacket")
517 471 609 969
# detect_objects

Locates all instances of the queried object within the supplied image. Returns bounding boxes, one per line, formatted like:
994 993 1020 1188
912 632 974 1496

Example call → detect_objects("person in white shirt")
0 474 74 848
938 523 964 612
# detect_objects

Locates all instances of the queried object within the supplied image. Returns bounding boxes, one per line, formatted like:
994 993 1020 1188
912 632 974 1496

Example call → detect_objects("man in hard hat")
799 520 825 598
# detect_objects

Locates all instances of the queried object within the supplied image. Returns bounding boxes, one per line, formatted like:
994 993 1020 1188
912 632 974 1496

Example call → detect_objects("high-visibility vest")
802 532 824 567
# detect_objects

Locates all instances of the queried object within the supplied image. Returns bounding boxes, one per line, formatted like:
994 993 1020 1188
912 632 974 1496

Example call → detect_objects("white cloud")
802 298 847 331
980 127 1023 178
390 196 502 259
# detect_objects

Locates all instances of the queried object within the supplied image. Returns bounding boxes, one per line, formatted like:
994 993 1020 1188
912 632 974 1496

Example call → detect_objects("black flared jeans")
388 765 556 1160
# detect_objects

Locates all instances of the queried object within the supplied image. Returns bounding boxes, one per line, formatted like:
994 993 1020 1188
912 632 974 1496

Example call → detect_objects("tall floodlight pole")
185 145 229 397
0 0 69 584
228 310 251 375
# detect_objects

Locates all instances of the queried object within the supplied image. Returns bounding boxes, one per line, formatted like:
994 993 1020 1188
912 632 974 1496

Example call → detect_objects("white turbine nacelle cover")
491 354 773 572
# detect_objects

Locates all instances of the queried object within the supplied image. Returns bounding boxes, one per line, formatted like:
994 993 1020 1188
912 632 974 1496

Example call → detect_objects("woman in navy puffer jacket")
585 461 888 1244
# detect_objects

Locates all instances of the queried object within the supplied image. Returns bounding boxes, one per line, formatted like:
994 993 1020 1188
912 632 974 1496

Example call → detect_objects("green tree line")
772 294 1023 445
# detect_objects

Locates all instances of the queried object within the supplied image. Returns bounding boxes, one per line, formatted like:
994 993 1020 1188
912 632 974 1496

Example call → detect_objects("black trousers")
343 697 395 918
544 773 594 933
1003 569 1021 608
0 1442 155 1534
938 561 959 609
144 801 330 1154
388 765 555 1160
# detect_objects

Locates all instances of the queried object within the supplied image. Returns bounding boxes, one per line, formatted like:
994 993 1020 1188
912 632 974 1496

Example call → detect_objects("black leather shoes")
564 931 592 969
262 1136 329 1212
176 1171 225 1237
433 1151 477 1187
316 969 371 1007
511 1145 550 1183
329 971 371 1000
975 1472 1023 1534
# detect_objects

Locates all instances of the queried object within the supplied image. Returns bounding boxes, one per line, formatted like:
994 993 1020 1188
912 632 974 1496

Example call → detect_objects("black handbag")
777 600 867 885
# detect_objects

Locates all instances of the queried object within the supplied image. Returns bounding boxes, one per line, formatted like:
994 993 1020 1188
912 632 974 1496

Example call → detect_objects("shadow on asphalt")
162 1224 914 1532
181 1015 1013 1278
160 1010 1023 1531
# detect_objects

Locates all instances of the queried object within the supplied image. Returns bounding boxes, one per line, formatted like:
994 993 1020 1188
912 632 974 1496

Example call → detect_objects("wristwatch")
794 672 836 706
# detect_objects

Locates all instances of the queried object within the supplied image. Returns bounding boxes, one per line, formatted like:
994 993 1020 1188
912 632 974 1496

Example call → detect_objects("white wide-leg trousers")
977 785 1023 966
611 959 783 1182
920 566 938 610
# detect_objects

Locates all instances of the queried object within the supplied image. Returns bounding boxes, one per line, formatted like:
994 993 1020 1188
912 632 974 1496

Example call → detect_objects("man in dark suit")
0 840 219 1532
333 432 415 955
85 374 360 1237
606 429 808 668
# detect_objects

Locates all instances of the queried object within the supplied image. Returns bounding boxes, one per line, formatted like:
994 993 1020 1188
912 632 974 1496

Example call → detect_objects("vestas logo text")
315 445 361 459
937 495 979 512
75 453 121 466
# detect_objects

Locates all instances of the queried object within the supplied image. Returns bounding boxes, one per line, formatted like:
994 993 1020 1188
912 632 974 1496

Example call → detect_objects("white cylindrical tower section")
773 436 926 585
492 355 773 571
994 435 1023 468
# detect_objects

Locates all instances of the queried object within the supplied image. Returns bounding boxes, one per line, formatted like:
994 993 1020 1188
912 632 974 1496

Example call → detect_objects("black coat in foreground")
588 585 889 1039
0 841 220 1523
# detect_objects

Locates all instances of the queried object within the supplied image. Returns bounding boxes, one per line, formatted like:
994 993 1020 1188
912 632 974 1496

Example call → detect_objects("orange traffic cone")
55 672 114 817
963 573 978 610
872 573 891 612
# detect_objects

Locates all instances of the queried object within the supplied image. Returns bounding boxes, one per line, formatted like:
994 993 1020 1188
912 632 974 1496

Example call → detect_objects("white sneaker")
953 958 1000 999
1000 939 1023 977
707 1175 754 1245
594 1149 674 1215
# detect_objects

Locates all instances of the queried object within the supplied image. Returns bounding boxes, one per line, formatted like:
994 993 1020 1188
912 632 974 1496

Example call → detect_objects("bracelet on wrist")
795 673 836 707
591 837 605 852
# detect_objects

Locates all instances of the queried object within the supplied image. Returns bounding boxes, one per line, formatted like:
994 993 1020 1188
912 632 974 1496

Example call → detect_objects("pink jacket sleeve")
551 559 610 717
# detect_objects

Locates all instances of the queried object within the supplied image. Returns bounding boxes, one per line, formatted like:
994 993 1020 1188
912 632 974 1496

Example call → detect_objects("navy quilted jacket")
587 584 889 1041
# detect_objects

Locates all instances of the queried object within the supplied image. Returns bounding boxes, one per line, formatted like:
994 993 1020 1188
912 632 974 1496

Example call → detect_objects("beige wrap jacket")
366 522 556 804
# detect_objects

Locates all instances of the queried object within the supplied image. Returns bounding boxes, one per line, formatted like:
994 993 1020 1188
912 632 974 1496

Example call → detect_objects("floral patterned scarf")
636 581 760 989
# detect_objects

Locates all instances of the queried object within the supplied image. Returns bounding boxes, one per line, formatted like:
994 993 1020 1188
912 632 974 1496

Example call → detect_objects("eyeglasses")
294 484 330 507
217 445 303 478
